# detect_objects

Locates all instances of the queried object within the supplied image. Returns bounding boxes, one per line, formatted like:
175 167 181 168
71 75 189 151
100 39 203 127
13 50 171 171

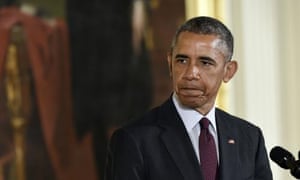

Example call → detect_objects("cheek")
172 68 183 80
172 74 181 87
171 72 183 90
204 73 224 90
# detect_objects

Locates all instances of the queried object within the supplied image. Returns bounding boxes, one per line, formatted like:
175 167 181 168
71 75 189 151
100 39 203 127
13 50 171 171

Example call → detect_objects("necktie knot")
200 118 210 129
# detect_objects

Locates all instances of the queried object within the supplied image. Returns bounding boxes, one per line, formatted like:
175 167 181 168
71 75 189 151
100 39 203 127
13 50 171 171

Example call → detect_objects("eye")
199 57 216 66
176 58 188 64
201 60 214 66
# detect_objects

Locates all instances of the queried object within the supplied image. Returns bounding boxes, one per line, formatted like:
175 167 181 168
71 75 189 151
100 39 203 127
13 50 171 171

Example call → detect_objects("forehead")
173 32 227 59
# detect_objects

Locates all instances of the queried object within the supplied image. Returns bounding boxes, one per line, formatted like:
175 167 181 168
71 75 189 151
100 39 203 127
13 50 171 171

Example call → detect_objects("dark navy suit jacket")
105 98 273 180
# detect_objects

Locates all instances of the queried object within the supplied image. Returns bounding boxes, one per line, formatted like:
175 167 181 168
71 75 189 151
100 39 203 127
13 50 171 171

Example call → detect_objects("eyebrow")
198 56 215 62
175 54 189 59
174 54 216 63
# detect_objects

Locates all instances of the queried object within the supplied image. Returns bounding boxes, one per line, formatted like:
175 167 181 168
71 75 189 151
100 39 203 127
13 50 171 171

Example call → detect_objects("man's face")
168 32 237 114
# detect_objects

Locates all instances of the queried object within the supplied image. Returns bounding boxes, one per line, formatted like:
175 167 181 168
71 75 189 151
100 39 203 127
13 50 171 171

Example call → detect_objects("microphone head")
270 146 295 169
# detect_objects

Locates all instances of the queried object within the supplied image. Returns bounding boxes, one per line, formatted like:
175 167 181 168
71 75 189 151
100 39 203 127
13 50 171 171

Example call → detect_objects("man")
104 16 273 180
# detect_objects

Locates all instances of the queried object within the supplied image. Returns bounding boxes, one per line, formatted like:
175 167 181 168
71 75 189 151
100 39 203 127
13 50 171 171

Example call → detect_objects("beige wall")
228 0 300 179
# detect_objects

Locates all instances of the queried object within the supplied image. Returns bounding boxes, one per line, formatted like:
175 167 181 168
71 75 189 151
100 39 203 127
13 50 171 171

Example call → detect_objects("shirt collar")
172 93 217 132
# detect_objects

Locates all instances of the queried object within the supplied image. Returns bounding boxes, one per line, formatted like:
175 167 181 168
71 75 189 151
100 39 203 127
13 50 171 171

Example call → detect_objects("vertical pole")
5 41 26 180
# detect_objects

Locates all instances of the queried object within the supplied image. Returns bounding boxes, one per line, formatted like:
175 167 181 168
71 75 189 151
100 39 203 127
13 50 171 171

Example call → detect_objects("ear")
223 60 238 83
167 52 173 77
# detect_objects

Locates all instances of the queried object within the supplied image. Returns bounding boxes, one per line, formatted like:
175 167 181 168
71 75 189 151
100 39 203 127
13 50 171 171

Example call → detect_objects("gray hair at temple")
170 16 234 61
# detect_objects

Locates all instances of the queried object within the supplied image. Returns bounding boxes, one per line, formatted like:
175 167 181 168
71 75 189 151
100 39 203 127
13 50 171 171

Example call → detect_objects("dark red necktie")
199 118 218 180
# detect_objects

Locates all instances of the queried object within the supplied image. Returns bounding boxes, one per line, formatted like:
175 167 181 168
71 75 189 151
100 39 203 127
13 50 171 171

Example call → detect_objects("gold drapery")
4 26 28 180
185 0 228 110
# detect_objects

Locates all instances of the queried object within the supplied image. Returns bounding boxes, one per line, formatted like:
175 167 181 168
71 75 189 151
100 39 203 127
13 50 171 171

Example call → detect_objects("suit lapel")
158 98 203 180
157 99 240 180
216 109 238 180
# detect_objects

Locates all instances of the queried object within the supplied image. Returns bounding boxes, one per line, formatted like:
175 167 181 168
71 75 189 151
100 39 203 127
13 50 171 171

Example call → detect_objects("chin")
178 97 201 108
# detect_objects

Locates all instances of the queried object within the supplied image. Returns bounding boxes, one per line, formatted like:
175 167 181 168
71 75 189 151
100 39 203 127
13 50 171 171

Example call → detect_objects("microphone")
270 146 300 179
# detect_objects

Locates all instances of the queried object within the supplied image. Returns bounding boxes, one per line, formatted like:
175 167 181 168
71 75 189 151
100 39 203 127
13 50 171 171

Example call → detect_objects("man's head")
168 16 237 114
170 16 234 61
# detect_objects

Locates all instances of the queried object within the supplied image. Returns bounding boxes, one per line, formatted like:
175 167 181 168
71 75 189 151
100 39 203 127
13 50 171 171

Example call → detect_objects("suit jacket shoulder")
105 98 203 180
215 108 273 180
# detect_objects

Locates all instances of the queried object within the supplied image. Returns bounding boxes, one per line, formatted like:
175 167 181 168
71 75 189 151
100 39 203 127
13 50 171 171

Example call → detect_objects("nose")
183 64 200 80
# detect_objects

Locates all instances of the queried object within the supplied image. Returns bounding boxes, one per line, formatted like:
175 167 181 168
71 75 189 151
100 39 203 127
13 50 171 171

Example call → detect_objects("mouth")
178 87 204 97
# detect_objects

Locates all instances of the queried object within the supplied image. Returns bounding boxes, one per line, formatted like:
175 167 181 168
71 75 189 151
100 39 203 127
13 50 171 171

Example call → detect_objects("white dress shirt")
172 93 219 164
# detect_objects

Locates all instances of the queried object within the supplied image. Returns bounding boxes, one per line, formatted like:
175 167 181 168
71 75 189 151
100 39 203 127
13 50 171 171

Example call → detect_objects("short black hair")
170 16 234 61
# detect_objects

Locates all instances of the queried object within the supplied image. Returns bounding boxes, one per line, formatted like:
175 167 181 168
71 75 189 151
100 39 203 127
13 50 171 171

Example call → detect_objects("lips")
178 87 204 97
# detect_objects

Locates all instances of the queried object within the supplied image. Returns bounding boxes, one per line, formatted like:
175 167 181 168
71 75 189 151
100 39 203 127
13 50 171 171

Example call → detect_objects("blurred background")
0 0 299 179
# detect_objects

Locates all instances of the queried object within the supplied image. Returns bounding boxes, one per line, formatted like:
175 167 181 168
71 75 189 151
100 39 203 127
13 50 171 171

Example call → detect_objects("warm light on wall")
185 0 224 20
